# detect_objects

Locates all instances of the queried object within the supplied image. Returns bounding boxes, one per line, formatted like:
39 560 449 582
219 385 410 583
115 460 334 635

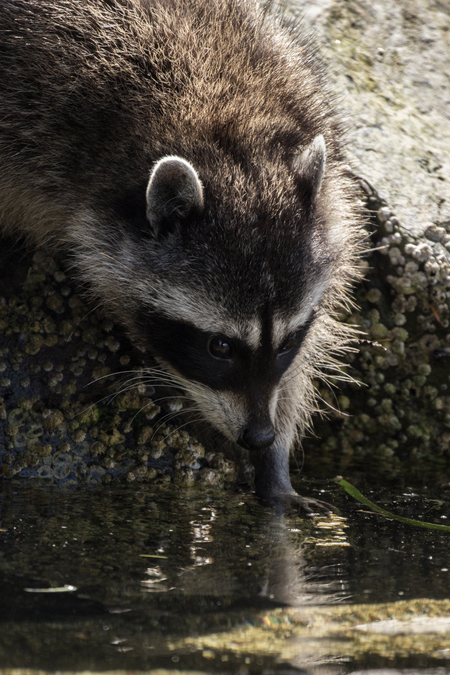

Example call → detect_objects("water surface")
2 479 450 673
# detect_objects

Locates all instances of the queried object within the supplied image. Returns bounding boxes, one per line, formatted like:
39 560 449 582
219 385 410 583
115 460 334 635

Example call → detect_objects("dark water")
1 478 450 673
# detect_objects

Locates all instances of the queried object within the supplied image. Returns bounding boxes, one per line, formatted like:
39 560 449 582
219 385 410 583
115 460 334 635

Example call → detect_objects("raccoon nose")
239 422 275 450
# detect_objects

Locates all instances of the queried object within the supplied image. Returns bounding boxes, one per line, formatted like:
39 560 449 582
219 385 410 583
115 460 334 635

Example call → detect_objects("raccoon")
0 0 362 510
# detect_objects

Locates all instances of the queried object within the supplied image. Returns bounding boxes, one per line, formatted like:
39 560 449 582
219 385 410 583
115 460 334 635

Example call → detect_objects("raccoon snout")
237 421 275 450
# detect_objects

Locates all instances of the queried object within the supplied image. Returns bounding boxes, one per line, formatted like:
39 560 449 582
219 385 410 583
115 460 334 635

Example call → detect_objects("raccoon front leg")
251 443 295 504
251 401 331 515
251 444 330 515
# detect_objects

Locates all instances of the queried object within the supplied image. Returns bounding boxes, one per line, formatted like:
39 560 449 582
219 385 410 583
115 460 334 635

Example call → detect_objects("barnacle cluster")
305 180 450 482
0 249 236 486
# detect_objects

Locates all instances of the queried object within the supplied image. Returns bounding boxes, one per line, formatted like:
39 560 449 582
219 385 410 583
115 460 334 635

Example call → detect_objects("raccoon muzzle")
237 419 276 450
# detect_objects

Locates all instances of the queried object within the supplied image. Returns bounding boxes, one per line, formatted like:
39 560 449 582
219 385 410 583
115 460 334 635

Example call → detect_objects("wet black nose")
238 422 275 450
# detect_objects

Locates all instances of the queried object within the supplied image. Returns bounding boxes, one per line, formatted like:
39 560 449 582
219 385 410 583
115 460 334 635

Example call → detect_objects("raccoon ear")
146 156 204 236
292 134 326 204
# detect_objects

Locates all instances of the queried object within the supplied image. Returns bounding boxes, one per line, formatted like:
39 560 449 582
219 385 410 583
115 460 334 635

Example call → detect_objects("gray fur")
0 0 363 510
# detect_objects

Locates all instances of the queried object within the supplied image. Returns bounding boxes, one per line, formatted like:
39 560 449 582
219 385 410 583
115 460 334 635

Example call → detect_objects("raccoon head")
133 135 330 450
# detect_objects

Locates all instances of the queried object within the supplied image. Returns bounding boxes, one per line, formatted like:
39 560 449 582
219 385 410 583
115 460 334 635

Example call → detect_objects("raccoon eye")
208 335 233 359
277 332 298 356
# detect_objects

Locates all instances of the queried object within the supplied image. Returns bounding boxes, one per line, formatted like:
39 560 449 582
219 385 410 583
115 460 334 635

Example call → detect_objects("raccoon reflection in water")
0 0 363 511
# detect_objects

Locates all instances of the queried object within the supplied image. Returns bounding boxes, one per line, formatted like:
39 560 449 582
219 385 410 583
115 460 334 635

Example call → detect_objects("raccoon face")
134 137 328 448
138 304 318 449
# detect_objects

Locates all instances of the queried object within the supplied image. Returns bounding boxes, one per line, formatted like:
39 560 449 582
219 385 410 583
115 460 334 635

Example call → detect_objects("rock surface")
285 0 450 235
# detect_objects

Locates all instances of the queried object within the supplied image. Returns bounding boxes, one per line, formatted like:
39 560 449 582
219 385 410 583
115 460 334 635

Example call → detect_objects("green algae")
338 477 450 531
171 598 450 665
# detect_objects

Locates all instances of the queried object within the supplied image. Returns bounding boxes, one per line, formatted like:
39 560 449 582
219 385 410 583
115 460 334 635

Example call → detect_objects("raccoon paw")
287 491 333 517
257 489 333 517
